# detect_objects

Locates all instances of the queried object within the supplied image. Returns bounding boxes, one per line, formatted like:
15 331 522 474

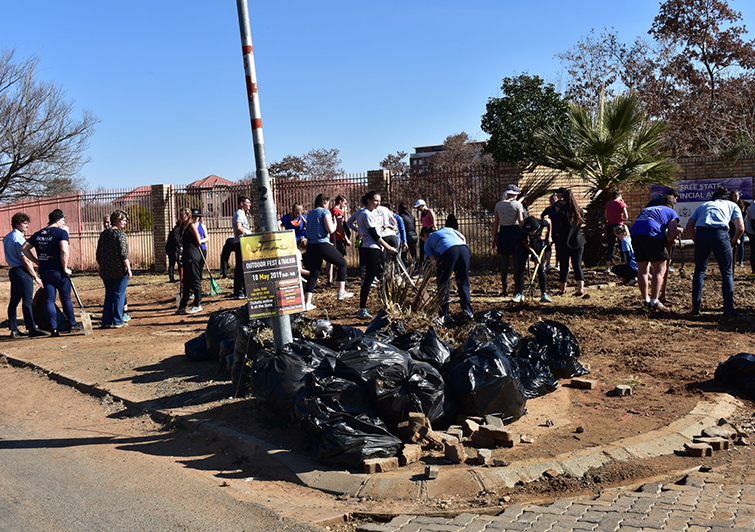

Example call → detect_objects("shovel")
70 279 93 335
201 250 222 296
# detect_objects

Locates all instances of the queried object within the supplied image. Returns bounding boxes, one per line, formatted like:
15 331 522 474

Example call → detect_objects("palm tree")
537 93 679 266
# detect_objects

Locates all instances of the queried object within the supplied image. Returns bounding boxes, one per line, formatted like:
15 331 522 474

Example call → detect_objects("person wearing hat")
96 210 132 328
492 184 525 296
414 199 436 271
176 207 204 315
512 215 552 303
21 209 82 336
192 208 209 266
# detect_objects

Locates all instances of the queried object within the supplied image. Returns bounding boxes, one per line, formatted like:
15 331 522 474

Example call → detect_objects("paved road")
358 474 755 532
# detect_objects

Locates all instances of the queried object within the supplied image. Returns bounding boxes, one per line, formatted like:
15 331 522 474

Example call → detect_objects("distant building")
186 174 235 216
409 141 487 175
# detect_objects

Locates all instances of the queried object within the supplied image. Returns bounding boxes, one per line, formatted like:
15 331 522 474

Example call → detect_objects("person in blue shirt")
610 225 638 285
22 209 81 337
420 226 473 324
279 204 308 241
686 186 744 317
2 212 46 338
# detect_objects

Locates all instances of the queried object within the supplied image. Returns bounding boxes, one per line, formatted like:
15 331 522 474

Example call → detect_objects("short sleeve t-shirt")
631 206 679 238
330 206 346 241
620 236 638 271
27 226 69 273
305 207 332 244
605 199 627 224
424 227 466 258
691 200 742 229
355 209 381 249
494 200 524 227
233 209 251 240
280 212 307 240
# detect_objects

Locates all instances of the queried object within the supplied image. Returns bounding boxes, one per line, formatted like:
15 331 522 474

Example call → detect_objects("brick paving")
357 473 755 532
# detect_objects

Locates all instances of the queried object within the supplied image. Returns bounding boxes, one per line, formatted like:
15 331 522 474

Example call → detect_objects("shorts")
497 225 522 256
632 234 669 263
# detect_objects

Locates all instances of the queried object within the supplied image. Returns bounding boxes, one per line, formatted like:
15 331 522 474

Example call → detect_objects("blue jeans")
102 276 129 326
692 227 735 313
40 270 76 330
8 267 38 333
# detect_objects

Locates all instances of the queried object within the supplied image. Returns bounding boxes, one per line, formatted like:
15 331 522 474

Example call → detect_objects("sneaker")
123 313 131 322
668 266 675 272
186 306 203 314
540 293 552 303
723 309 742 317
512 293 524 303
356 308 372 320
51 329 61 338
304 303 317 312
28 329 50 338
175 308 187 315
337 291 354 300
236 293 247 300
649 300 670 312
627 278 638 286
689 308 701 316
111 323 126 329
604 268 611 274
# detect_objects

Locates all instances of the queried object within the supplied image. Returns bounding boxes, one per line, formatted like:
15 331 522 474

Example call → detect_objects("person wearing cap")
21 209 82 336
96 210 132 328
3 212 47 338
176 208 204 315
512 215 552 303
193 208 209 265
492 184 525 296
414 199 436 271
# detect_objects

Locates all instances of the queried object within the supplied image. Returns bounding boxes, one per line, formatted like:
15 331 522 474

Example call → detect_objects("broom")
70 279 93 335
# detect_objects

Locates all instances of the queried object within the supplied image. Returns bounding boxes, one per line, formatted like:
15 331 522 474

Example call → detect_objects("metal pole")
235 0 292 347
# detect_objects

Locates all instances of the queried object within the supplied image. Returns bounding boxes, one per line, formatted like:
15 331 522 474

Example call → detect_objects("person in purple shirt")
421 226 473 324
21 209 81 336
630 196 679 312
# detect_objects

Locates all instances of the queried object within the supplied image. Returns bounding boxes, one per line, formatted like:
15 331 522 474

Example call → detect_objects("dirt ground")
2 262 755 528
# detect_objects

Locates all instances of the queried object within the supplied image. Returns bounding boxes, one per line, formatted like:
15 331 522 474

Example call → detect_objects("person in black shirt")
512 215 552 303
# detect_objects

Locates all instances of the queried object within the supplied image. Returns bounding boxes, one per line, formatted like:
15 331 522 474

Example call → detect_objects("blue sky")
4 1 755 190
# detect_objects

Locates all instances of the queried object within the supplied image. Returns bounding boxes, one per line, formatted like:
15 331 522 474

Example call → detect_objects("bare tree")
0 50 98 201
380 151 409 176
268 154 306 180
303 148 344 180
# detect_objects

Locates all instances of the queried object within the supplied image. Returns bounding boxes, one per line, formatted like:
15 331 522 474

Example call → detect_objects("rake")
201 250 222 296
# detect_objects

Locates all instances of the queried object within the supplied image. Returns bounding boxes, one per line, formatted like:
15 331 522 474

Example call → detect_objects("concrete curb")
0 352 741 502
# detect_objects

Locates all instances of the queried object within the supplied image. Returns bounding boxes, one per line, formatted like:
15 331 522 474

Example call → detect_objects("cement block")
363 457 399 474
570 378 598 390
684 442 713 457
408 412 430 428
478 425 515 444
471 432 497 448
444 440 467 463
425 464 440 479
463 418 480 436
476 448 493 465
399 444 423 466
693 436 730 450
615 384 632 396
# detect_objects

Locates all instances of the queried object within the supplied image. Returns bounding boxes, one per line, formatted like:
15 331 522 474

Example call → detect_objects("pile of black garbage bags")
185 307 588 469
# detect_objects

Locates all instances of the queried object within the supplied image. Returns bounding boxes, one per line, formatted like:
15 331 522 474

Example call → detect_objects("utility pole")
235 0 292 347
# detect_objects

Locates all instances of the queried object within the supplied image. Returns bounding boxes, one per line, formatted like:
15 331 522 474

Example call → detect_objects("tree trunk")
583 195 609 267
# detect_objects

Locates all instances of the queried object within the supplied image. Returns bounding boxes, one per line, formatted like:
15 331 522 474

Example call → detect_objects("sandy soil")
1 263 755 527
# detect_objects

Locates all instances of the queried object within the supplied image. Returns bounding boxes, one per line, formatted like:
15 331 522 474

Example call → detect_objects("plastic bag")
205 310 238 361
370 360 448 429
335 337 411 390
219 337 235 374
312 323 365 352
293 376 373 438
715 353 755 399
313 413 402 468
392 328 452 370
510 339 559 399
527 321 588 379
232 316 271 392
251 341 338 412
185 333 211 361
459 323 520 358
444 342 526 422
364 310 406 341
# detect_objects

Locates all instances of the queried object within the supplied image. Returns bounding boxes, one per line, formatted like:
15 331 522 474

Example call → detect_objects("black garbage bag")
715 353 755 399
412 328 452 370
314 413 402 468
232 317 271 392
219 337 235 374
251 341 338 412
312 323 365 352
32 288 66 332
185 333 211 361
527 321 588 380
293 376 373 438
371 360 448 429
510 339 559 399
364 310 406 341
444 343 526 422
335 337 411 390
458 323 520 359
473 308 506 324
205 310 237 361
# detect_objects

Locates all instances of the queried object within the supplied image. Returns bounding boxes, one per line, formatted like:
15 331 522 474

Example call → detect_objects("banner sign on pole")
239 231 304 319
650 177 753 227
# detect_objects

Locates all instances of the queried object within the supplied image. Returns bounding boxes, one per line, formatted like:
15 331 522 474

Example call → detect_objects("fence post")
152 184 173 273
367 170 391 202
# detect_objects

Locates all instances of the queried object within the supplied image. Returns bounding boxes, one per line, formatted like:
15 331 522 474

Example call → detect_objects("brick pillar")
367 170 391 202
152 184 173 273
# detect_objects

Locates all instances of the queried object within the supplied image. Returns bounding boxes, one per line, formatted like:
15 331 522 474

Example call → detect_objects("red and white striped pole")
235 0 292 347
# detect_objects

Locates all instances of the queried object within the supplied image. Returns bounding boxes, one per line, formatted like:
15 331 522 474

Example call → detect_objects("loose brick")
484 414 504 428
363 457 400 473
476 448 493 465
418 425 445 449
399 444 423 466
615 384 632 396
471 432 498 448
693 436 730 450
408 412 430 429
684 442 713 457
425 464 440 479
446 427 464 440
570 378 598 390
463 418 480 436
444 440 467 463
478 424 516 444
520 434 535 444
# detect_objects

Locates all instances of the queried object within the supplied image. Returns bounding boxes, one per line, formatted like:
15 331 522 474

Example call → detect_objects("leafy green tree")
537 93 678 265
481 74 569 167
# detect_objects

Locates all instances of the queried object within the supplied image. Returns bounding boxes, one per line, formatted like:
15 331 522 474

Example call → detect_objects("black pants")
612 263 637 283
166 248 180 282
234 241 245 297
403 235 417 266
220 237 235 278
436 245 472 318
556 240 585 283
305 243 347 293
180 252 203 308
359 247 381 308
